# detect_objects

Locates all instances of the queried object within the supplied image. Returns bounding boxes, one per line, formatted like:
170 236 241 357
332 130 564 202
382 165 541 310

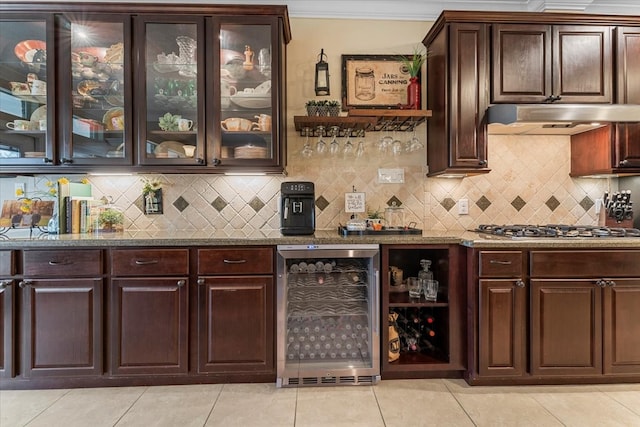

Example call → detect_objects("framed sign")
341 54 416 109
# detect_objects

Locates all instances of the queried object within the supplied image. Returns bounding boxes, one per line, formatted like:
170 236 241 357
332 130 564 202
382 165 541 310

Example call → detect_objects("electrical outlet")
458 198 469 215
377 168 404 184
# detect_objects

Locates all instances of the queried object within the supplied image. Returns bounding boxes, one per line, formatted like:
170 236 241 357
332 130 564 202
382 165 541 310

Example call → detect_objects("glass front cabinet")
0 3 290 173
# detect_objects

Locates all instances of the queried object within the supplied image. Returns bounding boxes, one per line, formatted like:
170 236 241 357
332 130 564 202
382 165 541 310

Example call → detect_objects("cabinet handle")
177 279 186 287
197 278 205 286
489 260 512 265
515 279 525 288
0 280 12 290
596 279 608 287
134 259 159 265
49 260 72 266
223 259 247 264
18 280 32 288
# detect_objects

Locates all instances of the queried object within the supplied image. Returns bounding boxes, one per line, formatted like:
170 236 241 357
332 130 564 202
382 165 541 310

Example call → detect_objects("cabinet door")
530 279 601 376
135 16 205 166
213 17 282 171
603 279 640 375
552 25 612 103
21 278 103 377
492 24 551 103
0 279 15 378
615 123 640 168
478 279 526 377
617 27 640 103
0 14 55 168
197 276 274 373
110 277 188 375
57 14 131 166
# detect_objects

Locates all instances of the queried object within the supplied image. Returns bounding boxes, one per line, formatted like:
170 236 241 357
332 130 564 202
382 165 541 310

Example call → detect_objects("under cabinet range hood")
487 104 640 135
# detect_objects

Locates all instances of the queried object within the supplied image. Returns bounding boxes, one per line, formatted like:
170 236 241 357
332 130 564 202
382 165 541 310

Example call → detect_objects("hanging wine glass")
378 121 393 153
301 127 313 157
342 128 354 156
409 123 425 152
329 126 340 156
315 125 327 155
355 130 366 158
391 130 403 156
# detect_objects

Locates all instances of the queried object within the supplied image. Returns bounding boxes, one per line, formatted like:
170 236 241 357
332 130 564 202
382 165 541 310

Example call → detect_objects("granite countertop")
2 228 640 249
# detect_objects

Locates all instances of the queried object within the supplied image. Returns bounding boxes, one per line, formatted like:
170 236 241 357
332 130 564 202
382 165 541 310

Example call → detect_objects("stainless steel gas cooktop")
475 224 640 238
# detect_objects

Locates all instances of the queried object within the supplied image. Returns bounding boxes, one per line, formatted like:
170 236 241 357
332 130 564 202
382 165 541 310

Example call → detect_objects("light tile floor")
2 379 640 427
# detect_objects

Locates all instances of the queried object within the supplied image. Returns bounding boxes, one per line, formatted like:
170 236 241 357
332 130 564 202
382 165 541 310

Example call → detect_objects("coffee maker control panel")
282 182 314 194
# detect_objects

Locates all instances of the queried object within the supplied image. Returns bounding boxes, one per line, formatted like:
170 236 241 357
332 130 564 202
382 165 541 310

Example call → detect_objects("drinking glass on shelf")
422 279 439 302
301 127 313 157
315 125 327 154
407 277 421 299
391 132 403 156
329 126 340 156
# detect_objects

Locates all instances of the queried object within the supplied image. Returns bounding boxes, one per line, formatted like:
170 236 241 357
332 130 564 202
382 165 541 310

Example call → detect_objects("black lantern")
314 48 330 96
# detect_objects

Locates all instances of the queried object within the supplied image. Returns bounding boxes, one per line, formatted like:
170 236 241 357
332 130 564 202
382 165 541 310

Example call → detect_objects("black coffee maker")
280 182 315 235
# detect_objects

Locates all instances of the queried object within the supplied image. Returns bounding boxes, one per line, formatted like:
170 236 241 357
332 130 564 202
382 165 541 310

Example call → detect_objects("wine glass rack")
293 109 432 136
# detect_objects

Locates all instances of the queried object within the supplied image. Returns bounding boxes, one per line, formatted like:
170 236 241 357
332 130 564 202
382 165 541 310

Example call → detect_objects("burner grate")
475 224 640 238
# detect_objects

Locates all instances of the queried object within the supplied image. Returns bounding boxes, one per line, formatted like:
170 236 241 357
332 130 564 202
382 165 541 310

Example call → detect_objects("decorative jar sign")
355 67 375 100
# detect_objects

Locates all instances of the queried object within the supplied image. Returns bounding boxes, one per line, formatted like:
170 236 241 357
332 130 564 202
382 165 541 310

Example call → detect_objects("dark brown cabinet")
616 26 640 104
109 249 189 375
571 123 640 176
20 249 103 377
477 251 526 378
492 24 612 103
0 251 16 378
381 245 465 378
196 247 274 375
424 21 489 177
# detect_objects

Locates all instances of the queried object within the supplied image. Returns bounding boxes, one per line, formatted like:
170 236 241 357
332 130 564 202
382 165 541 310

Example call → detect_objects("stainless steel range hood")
487 104 640 135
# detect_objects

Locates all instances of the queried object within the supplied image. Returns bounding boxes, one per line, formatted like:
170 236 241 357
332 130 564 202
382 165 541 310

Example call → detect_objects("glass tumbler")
422 279 439 302
407 277 421 299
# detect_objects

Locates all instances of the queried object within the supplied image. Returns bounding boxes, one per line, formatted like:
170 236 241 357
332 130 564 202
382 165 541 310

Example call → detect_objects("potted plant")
327 100 341 116
305 100 319 116
397 47 428 109
316 99 329 116
366 206 385 231
98 207 124 232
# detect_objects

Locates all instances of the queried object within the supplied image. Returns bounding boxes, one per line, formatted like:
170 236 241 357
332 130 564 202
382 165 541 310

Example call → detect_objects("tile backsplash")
1 133 615 236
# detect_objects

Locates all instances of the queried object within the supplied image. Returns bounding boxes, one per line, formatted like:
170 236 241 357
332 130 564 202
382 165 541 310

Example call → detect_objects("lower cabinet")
0 280 15 379
109 249 189 375
21 278 103 377
469 248 640 384
196 247 275 375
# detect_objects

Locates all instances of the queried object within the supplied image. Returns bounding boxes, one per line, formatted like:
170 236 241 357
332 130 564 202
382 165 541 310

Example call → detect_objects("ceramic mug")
221 117 253 131
30 79 47 95
252 114 271 131
7 120 32 131
178 118 193 131
221 80 237 108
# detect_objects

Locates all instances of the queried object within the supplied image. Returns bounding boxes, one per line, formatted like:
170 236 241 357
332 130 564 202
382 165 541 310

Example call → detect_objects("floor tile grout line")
202 383 225 427
371 383 387 426
524 391 568 426
22 388 73 427
441 379 479 427
112 386 149 427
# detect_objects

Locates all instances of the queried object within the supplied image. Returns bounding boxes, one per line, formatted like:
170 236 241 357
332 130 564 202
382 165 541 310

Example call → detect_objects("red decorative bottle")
407 77 421 109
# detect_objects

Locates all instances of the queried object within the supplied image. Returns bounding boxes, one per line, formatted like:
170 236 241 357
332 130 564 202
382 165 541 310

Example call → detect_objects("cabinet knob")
43 157 53 164
596 279 608 287
196 157 205 164
197 278 205 286
619 160 629 167
515 279 525 288
0 280 12 290
212 158 221 166
607 280 617 287
177 279 186 287
479 160 487 166
61 157 73 164
18 280 32 289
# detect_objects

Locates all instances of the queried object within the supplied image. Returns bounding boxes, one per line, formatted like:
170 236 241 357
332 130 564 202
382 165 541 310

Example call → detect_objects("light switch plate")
378 168 404 184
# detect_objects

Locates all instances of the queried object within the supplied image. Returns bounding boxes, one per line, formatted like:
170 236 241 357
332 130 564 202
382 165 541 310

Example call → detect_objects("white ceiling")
190 0 640 20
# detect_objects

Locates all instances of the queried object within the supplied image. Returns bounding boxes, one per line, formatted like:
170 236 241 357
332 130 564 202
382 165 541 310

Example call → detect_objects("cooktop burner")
476 224 640 238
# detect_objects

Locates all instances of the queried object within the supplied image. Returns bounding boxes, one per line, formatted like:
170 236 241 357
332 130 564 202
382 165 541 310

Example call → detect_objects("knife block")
605 216 634 228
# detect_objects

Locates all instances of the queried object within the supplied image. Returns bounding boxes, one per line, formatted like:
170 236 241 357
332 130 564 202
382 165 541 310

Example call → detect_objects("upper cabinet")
617 27 640 104
424 20 490 177
492 24 612 103
0 3 290 174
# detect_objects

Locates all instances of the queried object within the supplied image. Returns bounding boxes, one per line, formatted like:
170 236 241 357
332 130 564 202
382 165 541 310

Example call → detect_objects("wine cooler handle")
373 269 380 335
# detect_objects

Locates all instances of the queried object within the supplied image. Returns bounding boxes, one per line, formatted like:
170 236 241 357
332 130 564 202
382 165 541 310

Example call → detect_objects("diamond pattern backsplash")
1 133 616 236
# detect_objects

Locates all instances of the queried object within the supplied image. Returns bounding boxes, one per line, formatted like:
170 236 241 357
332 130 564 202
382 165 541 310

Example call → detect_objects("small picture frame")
341 54 417 110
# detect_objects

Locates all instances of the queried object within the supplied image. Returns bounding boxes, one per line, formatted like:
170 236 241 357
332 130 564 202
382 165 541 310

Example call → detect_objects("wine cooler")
276 244 380 387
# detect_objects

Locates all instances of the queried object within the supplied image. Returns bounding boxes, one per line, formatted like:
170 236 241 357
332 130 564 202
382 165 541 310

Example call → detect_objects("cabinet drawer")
197 247 273 275
530 250 640 277
23 250 102 277
111 249 189 276
0 250 16 276
479 251 523 277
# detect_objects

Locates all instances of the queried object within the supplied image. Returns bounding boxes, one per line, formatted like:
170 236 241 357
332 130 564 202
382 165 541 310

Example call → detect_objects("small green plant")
158 112 180 131
366 206 384 219
305 100 318 107
397 46 429 78
98 208 124 232
141 177 162 195
327 100 340 107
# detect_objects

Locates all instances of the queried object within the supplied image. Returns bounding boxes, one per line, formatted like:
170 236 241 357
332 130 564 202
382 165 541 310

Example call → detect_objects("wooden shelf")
293 108 432 135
